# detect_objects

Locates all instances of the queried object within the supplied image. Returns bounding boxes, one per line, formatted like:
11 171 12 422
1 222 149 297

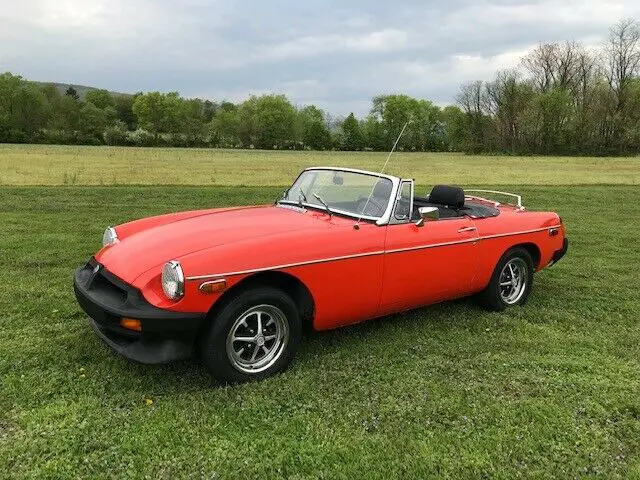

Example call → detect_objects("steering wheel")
357 197 385 217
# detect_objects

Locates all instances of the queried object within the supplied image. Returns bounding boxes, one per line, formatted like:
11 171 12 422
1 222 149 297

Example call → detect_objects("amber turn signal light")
120 318 142 332
199 279 227 294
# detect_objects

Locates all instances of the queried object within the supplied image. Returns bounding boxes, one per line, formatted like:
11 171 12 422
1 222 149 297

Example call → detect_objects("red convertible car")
74 167 568 383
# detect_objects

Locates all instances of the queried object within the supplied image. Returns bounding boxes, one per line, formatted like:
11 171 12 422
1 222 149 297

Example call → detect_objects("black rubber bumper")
73 259 206 364
552 238 569 265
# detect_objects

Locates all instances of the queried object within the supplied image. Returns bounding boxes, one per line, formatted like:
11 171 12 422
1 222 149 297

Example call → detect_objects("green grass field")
1 145 639 478
1 144 639 186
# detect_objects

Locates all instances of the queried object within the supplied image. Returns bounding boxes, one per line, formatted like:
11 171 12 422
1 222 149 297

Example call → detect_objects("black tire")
477 247 534 312
199 286 302 384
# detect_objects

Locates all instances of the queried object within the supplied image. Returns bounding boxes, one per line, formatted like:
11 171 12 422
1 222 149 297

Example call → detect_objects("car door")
379 180 479 315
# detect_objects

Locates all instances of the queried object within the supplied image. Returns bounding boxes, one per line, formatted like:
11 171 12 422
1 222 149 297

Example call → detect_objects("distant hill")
33 81 131 99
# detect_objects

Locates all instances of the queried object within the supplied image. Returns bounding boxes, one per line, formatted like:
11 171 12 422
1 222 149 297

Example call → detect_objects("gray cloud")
1 0 639 115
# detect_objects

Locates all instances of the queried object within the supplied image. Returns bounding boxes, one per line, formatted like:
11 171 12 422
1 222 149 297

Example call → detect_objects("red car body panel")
94 200 565 331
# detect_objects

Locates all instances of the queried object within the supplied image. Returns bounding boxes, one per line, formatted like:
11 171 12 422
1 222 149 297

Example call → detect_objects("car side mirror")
415 206 439 227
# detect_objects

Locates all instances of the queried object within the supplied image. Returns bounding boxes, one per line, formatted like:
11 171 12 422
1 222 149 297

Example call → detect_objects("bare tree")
456 80 485 115
522 43 558 92
456 81 490 151
485 70 534 152
522 41 593 94
604 18 640 109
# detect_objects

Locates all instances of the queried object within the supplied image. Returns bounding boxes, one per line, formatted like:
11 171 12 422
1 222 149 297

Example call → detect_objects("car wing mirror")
415 206 439 227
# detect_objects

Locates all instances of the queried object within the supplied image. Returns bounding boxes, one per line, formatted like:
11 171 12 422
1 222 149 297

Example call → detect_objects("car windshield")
279 169 394 220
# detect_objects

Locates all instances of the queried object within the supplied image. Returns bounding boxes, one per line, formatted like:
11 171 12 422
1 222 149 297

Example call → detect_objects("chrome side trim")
185 250 385 280
478 226 557 241
385 237 478 254
184 225 561 281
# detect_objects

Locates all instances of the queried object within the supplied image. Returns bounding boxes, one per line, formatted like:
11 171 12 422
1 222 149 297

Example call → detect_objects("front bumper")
73 259 206 364
551 238 569 265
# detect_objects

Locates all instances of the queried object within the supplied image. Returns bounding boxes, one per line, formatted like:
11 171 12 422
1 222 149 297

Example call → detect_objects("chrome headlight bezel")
102 227 119 247
161 260 185 301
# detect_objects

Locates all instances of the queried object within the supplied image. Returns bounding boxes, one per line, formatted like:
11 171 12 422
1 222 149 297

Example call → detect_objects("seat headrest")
372 178 392 199
429 185 465 208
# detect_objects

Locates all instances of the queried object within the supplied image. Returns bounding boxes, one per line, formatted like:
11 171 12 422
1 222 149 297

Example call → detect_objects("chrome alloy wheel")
225 305 289 374
498 257 528 305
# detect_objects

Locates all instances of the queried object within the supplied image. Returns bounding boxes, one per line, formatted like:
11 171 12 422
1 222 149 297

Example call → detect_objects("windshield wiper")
298 188 307 206
277 188 290 203
313 193 332 217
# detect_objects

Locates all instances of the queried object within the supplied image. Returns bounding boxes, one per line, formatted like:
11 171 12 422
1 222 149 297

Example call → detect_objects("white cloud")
256 28 409 62
1 0 640 116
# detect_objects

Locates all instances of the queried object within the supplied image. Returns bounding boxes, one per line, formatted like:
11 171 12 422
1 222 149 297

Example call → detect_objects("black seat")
411 185 465 220
428 185 465 208
413 185 500 220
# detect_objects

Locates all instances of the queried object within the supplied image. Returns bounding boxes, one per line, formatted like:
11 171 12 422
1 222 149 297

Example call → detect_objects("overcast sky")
1 0 639 115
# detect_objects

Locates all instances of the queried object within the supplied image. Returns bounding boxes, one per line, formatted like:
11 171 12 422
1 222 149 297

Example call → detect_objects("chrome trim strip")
478 226 557 240
465 189 523 209
385 237 478 254
185 225 561 281
185 250 385 280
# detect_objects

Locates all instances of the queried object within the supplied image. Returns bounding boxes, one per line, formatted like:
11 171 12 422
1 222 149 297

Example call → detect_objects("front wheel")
477 247 534 311
199 287 302 384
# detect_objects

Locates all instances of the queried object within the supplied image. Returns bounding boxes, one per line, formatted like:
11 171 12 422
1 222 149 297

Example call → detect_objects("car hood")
96 205 322 284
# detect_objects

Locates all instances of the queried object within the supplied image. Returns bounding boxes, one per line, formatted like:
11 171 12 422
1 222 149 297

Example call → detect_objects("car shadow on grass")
69 296 494 395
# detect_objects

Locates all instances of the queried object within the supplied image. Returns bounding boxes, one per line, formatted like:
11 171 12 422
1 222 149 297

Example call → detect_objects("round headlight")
102 227 119 247
161 261 185 300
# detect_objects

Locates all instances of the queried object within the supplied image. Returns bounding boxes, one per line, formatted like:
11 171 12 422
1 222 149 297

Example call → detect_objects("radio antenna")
354 120 410 230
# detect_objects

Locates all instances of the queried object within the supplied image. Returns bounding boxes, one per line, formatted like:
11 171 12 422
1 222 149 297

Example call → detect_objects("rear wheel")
478 247 534 311
199 287 301 384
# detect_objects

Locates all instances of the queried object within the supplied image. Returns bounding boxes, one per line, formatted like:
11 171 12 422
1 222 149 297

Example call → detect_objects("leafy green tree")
132 91 182 143
361 116 384 151
65 86 79 100
0 73 49 142
237 96 257 147
341 113 363 150
297 105 330 150
210 101 240 147
178 98 206 145
202 100 217 123
441 105 466 151
48 95 81 136
79 101 109 139
114 94 137 130
104 120 129 145
252 95 297 149
85 89 115 110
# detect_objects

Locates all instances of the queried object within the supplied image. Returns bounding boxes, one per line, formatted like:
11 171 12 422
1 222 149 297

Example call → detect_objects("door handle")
458 226 477 233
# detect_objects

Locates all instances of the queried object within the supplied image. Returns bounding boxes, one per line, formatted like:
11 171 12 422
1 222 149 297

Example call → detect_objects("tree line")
456 18 640 155
0 74 459 151
0 18 638 155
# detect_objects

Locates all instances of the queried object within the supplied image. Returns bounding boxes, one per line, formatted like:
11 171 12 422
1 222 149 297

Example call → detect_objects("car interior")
409 185 500 221
312 181 500 221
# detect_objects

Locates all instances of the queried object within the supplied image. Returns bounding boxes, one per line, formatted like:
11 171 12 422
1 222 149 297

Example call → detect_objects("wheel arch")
203 271 315 331
513 242 541 270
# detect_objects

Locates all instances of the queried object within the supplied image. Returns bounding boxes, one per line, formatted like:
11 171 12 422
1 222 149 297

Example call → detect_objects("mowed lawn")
1 147 639 478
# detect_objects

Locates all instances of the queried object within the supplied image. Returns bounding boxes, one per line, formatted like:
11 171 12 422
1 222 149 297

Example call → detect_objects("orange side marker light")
199 279 227 294
120 318 142 332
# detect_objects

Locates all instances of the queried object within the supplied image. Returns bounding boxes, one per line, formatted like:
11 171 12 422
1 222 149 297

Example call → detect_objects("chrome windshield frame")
278 167 401 226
